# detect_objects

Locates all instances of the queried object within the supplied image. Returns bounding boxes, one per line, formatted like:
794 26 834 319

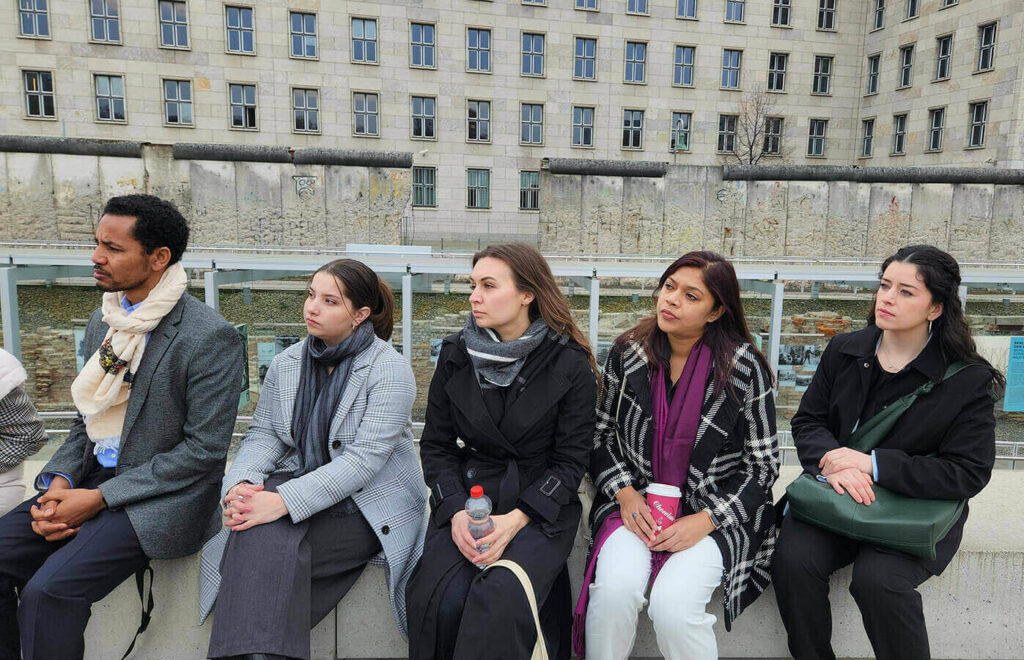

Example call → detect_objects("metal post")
402 272 413 364
204 270 220 312
768 280 784 389
959 284 968 313
589 276 600 353
0 268 21 359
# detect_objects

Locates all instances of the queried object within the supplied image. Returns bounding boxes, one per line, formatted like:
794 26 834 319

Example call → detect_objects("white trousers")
585 526 724 660
0 463 26 517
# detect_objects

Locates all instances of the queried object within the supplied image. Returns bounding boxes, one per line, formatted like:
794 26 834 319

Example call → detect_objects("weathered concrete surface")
989 185 1024 262
908 183 952 248
621 177 664 254
2 152 57 240
865 183 913 258
51 155 102 241
824 181 870 258
948 184 994 261
744 180 787 257
661 165 704 254
538 173 583 253
189 160 238 245
583 176 622 254
785 181 830 257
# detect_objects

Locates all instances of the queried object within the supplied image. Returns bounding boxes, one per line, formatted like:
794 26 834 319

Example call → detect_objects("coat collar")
836 325 947 383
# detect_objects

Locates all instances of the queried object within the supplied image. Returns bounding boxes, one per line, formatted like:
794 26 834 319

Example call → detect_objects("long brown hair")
619 251 772 397
313 259 395 341
472 243 599 383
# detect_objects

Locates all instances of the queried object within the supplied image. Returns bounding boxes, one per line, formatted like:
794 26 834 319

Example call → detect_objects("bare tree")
721 84 790 165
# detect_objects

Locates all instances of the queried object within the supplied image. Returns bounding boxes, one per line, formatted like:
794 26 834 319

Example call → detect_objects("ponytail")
370 278 395 341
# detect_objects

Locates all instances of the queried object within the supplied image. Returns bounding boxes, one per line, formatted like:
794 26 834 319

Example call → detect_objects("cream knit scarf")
71 263 188 448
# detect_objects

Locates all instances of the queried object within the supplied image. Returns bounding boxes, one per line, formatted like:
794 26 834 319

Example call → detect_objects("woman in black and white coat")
578 251 778 660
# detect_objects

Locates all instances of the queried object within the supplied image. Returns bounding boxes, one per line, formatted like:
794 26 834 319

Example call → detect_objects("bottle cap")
470 485 484 498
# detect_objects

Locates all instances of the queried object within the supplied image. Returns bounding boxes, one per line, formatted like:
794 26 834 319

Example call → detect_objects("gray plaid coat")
199 337 428 637
589 339 779 630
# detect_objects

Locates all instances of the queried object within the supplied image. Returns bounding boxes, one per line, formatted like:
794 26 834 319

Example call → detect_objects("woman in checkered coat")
576 251 779 660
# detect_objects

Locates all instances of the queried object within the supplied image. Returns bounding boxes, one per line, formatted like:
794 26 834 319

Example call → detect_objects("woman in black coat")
405 243 598 660
773 245 1003 660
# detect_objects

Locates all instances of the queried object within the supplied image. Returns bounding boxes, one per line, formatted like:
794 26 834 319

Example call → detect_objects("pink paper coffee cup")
646 483 682 532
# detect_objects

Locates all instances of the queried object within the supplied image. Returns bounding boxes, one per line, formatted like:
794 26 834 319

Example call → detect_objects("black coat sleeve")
790 336 844 475
419 341 470 527
517 349 597 526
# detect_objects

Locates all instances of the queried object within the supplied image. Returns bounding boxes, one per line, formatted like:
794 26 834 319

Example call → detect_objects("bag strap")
847 360 969 453
121 564 154 660
485 559 549 660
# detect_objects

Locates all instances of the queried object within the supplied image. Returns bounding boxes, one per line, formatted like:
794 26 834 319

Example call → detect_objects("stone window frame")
812 55 833 96
976 23 996 73
676 0 697 20
717 114 738 153
807 118 828 157
573 36 598 81
224 4 256 56
89 0 122 45
22 69 56 120
351 16 379 65
410 95 437 141
158 0 190 50
891 113 908 155
860 117 875 158
520 102 544 146
466 99 492 143
934 34 953 82
93 72 127 124
904 0 919 21
522 0 546 5
871 0 884 32
724 0 745 24
940 0 958 8
865 53 881 95
18 0 50 39
292 87 320 135
624 41 647 84
621 108 645 150
966 100 988 149
352 90 380 137
466 27 492 74
161 77 194 128
673 45 696 88
521 32 546 77
289 11 318 60
720 48 742 90
227 81 258 131
409 22 436 69
771 0 792 28
671 111 692 152
466 168 491 210
519 170 541 211
898 43 915 89
626 0 649 16
767 52 788 92
572 105 596 149
926 106 945 153
764 116 784 156
575 0 598 12
412 166 437 208
816 0 837 32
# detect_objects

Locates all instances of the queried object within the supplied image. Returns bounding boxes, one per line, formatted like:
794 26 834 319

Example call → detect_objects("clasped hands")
819 447 875 505
450 508 530 567
616 486 714 553
30 476 106 542
222 482 289 531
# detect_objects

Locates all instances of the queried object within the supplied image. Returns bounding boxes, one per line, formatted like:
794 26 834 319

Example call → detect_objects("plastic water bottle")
466 485 495 567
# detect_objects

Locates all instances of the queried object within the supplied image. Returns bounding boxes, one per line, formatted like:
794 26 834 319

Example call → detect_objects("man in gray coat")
0 194 243 660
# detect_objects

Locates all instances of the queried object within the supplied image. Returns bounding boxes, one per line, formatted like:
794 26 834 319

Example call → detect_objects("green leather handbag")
785 361 969 560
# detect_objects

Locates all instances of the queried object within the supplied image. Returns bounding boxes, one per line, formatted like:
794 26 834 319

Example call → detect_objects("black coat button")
381 525 390 535
466 467 477 479
331 440 341 450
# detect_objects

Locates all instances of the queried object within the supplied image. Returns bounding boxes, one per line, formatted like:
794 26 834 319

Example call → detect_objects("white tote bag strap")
485 559 549 660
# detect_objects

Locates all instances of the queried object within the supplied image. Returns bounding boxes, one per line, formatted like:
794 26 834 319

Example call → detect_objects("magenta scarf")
572 339 712 658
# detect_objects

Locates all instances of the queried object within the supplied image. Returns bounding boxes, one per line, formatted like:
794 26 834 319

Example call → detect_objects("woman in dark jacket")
405 243 598 660
773 245 1003 660
576 251 778 660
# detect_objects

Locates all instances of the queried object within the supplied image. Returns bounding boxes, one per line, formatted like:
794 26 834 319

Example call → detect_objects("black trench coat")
405 330 596 660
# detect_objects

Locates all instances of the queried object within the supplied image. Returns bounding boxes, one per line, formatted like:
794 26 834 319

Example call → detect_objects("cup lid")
646 482 682 497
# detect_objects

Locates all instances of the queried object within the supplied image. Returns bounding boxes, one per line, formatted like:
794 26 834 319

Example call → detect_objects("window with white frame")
807 119 827 156
520 171 540 210
229 83 257 129
163 79 193 126
576 0 597 9
292 88 319 133
817 0 836 30
968 101 987 147
411 96 436 139
899 44 914 87
467 169 490 209
905 0 919 20
290 12 316 58
467 29 491 72
90 0 120 43
725 0 744 22
411 23 435 68
671 111 691 151
412 167 436 207
627 0 648 14
928 107 945 151
521 33 544 76
866 54 880 94
94 74 125 122
625 42 646 83
353 91 379 136
941 0 957 6
522 0 545 4
159 1 188 48
467 100 490 142
622 109 643 149
892 114 907 154
352 18 378 63
861 119 874 157
521 103 543 144
772 0 791 26
574 37 596 80
572 106 595 147
225 6 254 54
812 56 832 94
935 35 952 80
18 0 49 37
721 49 741 89
674 46 695 86
764 117 784 155
873 0 885 30
23 70 54 118
677 0 696 18
768 52 788 91
717 114 737 152
977 23 996 71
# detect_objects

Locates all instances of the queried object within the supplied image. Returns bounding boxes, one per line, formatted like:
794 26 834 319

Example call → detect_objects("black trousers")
772 514 934 660
0 468 149 660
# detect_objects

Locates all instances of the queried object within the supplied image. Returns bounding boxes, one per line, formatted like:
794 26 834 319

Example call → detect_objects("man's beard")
95 275 149 294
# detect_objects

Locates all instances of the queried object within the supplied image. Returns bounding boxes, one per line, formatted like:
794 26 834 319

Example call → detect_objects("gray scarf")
463 313 551 389
292 323 375 476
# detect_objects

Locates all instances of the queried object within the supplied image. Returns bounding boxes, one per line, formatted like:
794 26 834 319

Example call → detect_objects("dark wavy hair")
314 259 395 341
869 244 1005 391
619 251 772 397
102 194 189 265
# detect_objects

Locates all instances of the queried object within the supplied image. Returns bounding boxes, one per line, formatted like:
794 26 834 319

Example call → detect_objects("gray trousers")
207 476 382 660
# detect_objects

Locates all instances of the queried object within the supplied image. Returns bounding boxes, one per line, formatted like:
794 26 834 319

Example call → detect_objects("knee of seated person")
648 590 707 629
436 593 466 630
591 571 647 608
848 564 891 602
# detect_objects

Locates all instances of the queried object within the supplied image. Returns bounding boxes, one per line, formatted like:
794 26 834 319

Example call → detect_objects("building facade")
2 0 1021 246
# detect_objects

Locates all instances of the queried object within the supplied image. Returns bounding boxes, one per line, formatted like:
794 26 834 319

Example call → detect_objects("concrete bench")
19 466 1023 659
